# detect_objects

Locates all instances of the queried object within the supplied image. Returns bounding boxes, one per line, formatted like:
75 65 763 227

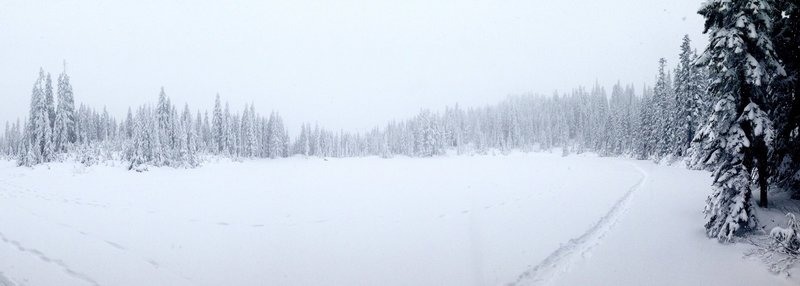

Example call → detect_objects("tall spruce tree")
693 0 785 241
224 101 233 155
674 35 698 156
212 94 224 154
653 58 674 160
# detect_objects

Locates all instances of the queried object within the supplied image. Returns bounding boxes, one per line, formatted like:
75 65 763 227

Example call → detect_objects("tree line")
1 70 293 170
0 52 703 168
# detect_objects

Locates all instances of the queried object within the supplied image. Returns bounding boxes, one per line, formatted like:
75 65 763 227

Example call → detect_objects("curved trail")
509 162 649 286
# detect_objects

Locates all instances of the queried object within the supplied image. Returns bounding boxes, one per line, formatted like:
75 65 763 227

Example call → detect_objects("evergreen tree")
636 85 656 159
44 73 55 129
212 94 224 154
277 115 290 157
224 102 233 155
241 104 257 157
267 112 280 158
693 0 785 241
195 111 204 152
674 35 699 156
18 69 52 165
127 107 147 170
125 108 134 139
415 110 440 157
653 58 674 159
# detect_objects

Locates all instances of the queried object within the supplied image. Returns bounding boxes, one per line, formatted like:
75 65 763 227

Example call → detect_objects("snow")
0 152 795 285
554 161 798 286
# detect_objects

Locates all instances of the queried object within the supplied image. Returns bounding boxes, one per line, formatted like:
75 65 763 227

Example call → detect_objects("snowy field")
0 153 795 286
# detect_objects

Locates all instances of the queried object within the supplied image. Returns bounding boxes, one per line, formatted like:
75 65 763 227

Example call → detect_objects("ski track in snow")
0 177 199 286
0 158 655 286
0 231 100 286
509 162 649 286
0 176 99 286
0 272 16 286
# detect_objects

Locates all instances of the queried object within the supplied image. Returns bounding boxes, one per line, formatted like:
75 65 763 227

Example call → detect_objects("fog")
0 0 705 132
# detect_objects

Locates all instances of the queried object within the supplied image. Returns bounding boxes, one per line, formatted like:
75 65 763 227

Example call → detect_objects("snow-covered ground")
0 153 795 286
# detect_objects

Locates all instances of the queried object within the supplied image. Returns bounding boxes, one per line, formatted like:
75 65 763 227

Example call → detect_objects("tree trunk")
758 158 769 208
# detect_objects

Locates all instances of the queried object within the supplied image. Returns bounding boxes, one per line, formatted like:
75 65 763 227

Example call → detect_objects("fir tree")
693 0 785 241
674 35 698 156
212 94 224 154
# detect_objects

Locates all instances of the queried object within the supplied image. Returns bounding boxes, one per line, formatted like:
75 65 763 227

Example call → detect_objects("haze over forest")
0 0 705 132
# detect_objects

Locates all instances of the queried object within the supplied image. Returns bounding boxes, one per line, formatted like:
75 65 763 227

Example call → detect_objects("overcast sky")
0 0 706 132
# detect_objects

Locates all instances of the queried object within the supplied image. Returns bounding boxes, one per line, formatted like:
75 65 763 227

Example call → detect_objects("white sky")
0 0 706 132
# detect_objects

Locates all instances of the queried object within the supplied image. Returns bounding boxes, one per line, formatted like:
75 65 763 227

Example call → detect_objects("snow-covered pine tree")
607 82 625 155
18 69 51 166
267 112 280 159
124 107 134 139
44 73 55 129
694 0 785 241
127 107 147 170
175 114 189 166
280 115 290 157
148 106 163 166
99 107 110 142
248 105 258 157
250 104 260 157
592 86 610 154
690 50 711 141
57 70 76 144
203 111 212 152
212 94 224 154
181 103 198 166
240 104 254 157
295 123 309 156
2 121 15 157
674 35 698 156
636 85 655 159
156 87 173 164
652 58 674 160
309 124 320 157
224 101 234 156
18 120 36 167
42 106 54 163
623 84 639 154
38 69 55 162
232 112 241 157
194 111 204 153
415 110 441 157
0 123 7 157
256 116 266 157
